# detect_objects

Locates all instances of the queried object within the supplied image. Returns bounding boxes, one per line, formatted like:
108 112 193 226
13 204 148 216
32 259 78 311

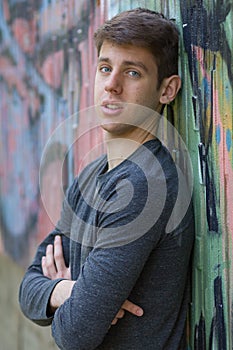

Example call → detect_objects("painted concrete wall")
0 0 232 349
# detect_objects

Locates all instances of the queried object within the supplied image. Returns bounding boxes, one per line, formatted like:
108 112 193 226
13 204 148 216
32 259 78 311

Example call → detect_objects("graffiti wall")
179 1 233 349
0 0 232 348
0 0 100 262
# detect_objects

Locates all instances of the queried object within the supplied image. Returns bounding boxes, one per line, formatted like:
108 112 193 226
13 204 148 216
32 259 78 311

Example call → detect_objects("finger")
53 235 66 272
111 308 125 325
121 300 144 317
65 265 71 280
42 256 49 277
115 309 125 319
45 244 57 278
111 318 118 325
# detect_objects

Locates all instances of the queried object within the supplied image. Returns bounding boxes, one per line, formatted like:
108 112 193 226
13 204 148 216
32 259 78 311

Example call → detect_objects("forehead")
98 40 158 70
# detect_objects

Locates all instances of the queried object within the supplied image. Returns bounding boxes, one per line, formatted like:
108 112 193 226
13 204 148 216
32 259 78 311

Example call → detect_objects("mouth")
104 104 122 110
100 102 124 116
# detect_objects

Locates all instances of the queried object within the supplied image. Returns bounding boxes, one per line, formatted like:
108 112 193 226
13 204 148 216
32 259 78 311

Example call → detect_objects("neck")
105 129 156 171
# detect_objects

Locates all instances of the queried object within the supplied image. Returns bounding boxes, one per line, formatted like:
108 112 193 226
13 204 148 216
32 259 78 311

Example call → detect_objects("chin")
101 122 135 136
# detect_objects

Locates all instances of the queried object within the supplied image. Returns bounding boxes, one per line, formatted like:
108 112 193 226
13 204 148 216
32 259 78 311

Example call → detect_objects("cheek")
133 88 151 105
133 88 145 103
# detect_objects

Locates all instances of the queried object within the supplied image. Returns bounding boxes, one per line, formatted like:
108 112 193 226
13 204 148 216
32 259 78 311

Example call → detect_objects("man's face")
94 41 163 136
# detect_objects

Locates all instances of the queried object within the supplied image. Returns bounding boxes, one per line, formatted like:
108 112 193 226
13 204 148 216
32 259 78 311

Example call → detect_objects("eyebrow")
97 57 149 72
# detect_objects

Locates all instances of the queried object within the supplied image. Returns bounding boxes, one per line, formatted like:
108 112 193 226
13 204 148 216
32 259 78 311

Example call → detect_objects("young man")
19 8 194 350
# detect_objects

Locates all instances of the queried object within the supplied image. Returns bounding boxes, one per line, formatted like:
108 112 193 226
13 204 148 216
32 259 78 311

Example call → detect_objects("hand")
111 299 144 325
42 235 71 280
42 235 74 314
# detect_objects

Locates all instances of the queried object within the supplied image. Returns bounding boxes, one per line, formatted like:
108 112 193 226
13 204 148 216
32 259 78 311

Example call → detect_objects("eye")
99 66 111 73
127 70 141 78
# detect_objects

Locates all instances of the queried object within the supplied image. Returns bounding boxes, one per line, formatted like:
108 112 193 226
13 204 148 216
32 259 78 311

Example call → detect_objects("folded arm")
51 232 155 350
42 235 143 323
18 231 70 325
19 180 76 325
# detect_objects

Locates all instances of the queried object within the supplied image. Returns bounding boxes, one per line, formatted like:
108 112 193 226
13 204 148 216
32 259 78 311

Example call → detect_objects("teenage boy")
19 8 194 350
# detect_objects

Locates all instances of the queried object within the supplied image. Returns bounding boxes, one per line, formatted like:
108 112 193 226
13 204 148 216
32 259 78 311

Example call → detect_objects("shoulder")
126 140 178 195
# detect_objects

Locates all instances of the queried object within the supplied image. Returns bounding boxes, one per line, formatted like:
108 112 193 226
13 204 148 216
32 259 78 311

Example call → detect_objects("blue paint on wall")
226 129 232 152
216 124 221 145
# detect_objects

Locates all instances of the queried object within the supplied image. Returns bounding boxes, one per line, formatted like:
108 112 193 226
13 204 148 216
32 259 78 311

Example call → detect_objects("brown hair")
94 8 179 88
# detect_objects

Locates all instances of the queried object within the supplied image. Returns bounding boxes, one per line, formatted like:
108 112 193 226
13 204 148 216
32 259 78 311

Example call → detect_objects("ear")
159 75 181 105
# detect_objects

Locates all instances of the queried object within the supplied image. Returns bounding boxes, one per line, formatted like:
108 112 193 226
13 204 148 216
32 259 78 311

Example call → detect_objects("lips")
100 101 124 115
102 101 124 108
105 104 121 110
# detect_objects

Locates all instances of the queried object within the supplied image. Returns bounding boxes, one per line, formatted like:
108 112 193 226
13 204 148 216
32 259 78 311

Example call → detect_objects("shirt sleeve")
18 231 70 325
18 178 78 325
51 169 167 349
52 230 158 349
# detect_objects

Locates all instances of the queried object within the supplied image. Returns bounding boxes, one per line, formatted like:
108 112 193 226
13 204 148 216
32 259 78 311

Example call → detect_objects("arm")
43 235 143 323
18 178 76 325
18 231 70 325
51 231 156 349
51 164 162 349
19 200 143 328
41 235 75 315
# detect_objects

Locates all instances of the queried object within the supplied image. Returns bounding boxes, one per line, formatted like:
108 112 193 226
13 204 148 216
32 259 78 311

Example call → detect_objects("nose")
104 72 123 95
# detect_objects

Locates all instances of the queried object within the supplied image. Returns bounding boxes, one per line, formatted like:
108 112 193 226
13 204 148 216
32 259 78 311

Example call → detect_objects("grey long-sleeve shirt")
19 139 194 350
